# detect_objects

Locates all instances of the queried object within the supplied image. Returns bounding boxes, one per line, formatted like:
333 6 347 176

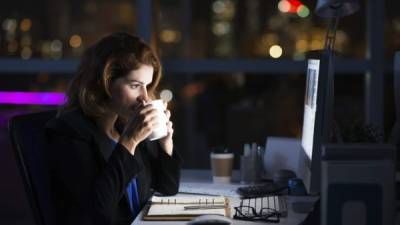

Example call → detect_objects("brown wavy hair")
61 32 162 118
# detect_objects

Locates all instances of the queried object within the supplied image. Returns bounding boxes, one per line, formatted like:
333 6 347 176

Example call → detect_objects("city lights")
278 0 291 13
297 5 310 18
50 40 63 59
269 45 283 58
160 29 181 43
212 0 235 19
20 35 32 47
210 0 236 56
20 18 32 32
7 40 18 53
293 52 306 60
212 22 230 36
261 33 278 47
50 40 62 52
295 39 308 52
21 47 32 59
41 41 51 58
310 39 324 50
69 35 82 48
0 1 355 60
394 18 400 32
212 0 225 14
2 18 17 31
278 0 309 18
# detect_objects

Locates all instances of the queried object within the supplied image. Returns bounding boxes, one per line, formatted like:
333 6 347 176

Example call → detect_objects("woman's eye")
129 84 140 89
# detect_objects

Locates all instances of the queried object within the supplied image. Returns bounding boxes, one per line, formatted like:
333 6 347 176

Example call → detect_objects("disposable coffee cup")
210 151 234 183
147 99 168 141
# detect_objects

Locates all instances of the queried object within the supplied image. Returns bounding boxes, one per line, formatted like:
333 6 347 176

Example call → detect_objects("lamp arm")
324 16 340 51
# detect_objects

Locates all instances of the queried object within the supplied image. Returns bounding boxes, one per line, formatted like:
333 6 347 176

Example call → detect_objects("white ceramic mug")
147 99 168 141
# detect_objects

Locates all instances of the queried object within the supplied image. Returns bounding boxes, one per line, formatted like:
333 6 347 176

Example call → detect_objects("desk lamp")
314 0 360 142
315 0 359 52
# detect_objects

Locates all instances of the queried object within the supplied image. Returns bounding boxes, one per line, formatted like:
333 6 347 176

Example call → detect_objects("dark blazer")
45 108 181 225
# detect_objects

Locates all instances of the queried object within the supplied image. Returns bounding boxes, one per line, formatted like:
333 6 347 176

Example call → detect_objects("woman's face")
108 64 154 119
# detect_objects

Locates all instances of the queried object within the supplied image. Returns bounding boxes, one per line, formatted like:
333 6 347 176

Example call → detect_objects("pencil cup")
240 155 262 184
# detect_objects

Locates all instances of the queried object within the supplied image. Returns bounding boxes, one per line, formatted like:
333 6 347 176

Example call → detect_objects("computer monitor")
298 51 335 195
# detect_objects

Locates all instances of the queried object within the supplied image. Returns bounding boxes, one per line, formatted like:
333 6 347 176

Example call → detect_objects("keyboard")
179 182 242 197
237 183 288 198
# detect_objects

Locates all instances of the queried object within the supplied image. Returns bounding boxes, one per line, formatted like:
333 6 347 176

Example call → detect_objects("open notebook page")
148 195 227 216
150 196 226 204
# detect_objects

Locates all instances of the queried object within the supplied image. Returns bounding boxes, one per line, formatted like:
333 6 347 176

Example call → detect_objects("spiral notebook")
143 195 230 221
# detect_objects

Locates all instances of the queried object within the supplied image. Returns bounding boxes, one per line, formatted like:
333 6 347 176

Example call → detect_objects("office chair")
390 51 400 170
9 110 57 225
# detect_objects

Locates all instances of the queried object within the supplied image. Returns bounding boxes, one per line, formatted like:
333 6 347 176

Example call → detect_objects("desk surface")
132 169 317 225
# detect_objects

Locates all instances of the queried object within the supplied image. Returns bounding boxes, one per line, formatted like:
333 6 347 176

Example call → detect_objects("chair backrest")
390 51 400 169
9 110 57 225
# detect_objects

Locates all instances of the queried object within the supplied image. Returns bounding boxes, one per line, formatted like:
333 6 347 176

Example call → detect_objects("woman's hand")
158 108 174 156
119 100 159 155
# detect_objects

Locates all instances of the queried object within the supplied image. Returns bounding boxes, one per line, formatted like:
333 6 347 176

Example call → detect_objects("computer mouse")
274 169 296 179
187 215 232 225
273 169 296 185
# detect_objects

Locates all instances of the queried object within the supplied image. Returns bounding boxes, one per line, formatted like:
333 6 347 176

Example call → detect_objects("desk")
132 170 317 225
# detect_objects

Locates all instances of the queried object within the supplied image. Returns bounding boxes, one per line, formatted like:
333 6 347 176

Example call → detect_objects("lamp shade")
315 0 359 18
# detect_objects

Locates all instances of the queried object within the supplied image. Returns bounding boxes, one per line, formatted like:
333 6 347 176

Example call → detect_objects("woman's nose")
139 88 149 102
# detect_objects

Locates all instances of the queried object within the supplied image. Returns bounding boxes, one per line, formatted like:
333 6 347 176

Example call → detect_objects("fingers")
139 104 157 116
124 101 173 142
126 105 159 131
166 121 174 136
141 111 160 130
131 101 144 115
165 109 171 120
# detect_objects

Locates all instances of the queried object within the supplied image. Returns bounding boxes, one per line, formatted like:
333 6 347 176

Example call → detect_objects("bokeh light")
69 35 82 48
160 29 181 43
212 0 225 14
295 39 308 52
2 18 17 32
212 22 230 36
21 47 32 59
310 39 324 50
20 35 32 47
20 18 32 32
297 5 310 18
269 45 283 58
160 89 173 102
8 40 18 53
278 0 291 13
50 40 62 52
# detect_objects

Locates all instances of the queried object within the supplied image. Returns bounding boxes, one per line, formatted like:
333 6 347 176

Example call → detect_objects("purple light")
0 91 66 105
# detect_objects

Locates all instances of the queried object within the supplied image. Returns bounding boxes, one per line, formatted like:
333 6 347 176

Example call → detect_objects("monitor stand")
292 201 317 214
294 199 320 225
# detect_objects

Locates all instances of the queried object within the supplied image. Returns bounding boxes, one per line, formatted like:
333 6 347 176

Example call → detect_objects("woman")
45 32 181 225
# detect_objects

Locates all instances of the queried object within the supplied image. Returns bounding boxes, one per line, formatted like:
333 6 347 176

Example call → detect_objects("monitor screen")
301 59 320 161
298 53 334 195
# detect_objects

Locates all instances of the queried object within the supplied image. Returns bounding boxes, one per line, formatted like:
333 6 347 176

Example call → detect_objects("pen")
184 205 226 210
178 191 220 196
